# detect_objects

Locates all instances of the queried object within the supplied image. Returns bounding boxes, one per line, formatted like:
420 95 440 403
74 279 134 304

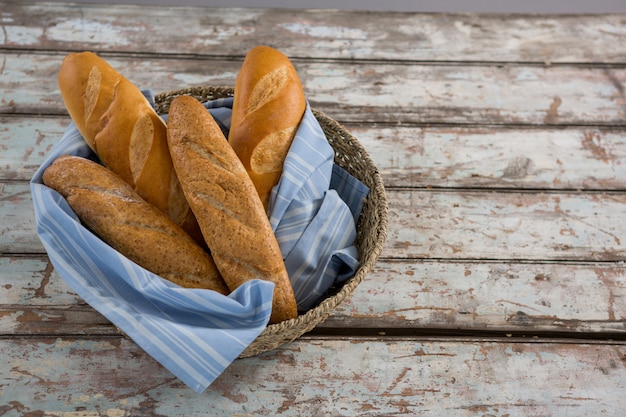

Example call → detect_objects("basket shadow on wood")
154 86 388 357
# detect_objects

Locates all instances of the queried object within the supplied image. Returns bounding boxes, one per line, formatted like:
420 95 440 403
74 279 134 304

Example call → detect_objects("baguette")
57 51 203 245
167 95 297 324
228 46 306 210
42 155 229 295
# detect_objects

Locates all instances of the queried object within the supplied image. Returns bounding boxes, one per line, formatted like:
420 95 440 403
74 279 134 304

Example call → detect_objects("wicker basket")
154 86 388 357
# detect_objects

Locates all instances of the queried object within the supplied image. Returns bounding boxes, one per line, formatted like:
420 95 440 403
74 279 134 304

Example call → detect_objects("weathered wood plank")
1 336 625 416
351 125 626 190
0 306 114 336
4 116 626 191
0 116 70 181
3 2 626 63
388 190 626 261
2 53 626 126
326 260 626 334
6 182 626 260
0 256 79 306
3 3 626 413
0 182 37 254
2 257 625 336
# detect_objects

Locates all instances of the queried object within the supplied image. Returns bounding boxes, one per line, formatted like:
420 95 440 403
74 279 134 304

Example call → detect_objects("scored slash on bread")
42 155 229 295
57 51 204 246
229 45 306 210
167 95 298 324
53 48 305 324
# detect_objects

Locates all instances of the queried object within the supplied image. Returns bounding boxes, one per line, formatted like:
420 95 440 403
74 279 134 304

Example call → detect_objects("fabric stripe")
267 104 368 311
30 93 369 392
30 134 274 392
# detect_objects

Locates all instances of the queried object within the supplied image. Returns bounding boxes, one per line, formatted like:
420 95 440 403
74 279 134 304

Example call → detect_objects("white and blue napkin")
30 92 369 392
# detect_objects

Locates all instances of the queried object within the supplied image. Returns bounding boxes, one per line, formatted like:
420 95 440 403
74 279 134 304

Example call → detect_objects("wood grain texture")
5 116 626 190
2 2 626 63
2 1 626 409
326 261 626 334
6 182 626 261
349 125 626 190
2 256 625 336
387 190 626 261
0 182 38 254
2 53 626 126
1 336 625 416
0 256 79 306
0 116 70 181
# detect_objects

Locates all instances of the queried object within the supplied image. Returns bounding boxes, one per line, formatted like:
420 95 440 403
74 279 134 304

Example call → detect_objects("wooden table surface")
2 2 626 415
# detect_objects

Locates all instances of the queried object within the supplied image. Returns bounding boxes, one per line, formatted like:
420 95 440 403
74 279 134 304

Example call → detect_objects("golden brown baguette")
57 51 203 245
167 95 298 324
42 155 229 295
228 45 306 210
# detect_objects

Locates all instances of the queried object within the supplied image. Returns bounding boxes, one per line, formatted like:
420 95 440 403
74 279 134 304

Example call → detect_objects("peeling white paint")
453 20 474 37
171 71 238 87
597 23 626 37
189 26 256 46
46 409 127 417
280 22 367 40
2 12 14 23
0 311 20 332
3 27 43 46
46 19 142 46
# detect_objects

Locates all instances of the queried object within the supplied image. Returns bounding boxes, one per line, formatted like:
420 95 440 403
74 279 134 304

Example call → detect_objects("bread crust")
228 45 306 210
42 155 229 294
57 51 202 244
167 95 297 324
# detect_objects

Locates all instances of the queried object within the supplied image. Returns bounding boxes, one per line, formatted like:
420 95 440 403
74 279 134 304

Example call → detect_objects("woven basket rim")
154 86 388 357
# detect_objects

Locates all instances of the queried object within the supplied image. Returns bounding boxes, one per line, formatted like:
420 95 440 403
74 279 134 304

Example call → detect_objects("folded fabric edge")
29 90 371 392
28 130 275 392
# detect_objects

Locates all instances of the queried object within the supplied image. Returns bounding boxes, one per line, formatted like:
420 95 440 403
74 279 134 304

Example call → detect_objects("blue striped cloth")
202 97 368 312
30 93 368 392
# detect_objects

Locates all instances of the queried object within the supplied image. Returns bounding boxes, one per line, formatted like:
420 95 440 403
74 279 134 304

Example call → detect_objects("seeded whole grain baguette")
42 155 229 294
228 45 306 210
166 95 297 324
57 51 203 245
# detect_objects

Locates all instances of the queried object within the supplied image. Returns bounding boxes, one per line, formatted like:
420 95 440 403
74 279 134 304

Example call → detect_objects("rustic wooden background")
1 2 626 415
34 0 626 13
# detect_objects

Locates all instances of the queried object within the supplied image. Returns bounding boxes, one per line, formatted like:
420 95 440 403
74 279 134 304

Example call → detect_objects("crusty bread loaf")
42 155 229 295
167 95 298 324
57 51 203 245
228 45 306 210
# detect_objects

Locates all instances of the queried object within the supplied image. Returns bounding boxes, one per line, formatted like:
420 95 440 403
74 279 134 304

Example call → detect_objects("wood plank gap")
299 333 626 346
3 332 626 347
16 180 626 193
0 47 244 63
336 120 626 129
6 109 626 130
379 255 626 263
308 327 626 342
0 333 123 341
4 251 626 265
3 46 626 69
375 256 626 263
340 120 626 130
384 185 626 193
4 247 626 263
3 325 625 345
